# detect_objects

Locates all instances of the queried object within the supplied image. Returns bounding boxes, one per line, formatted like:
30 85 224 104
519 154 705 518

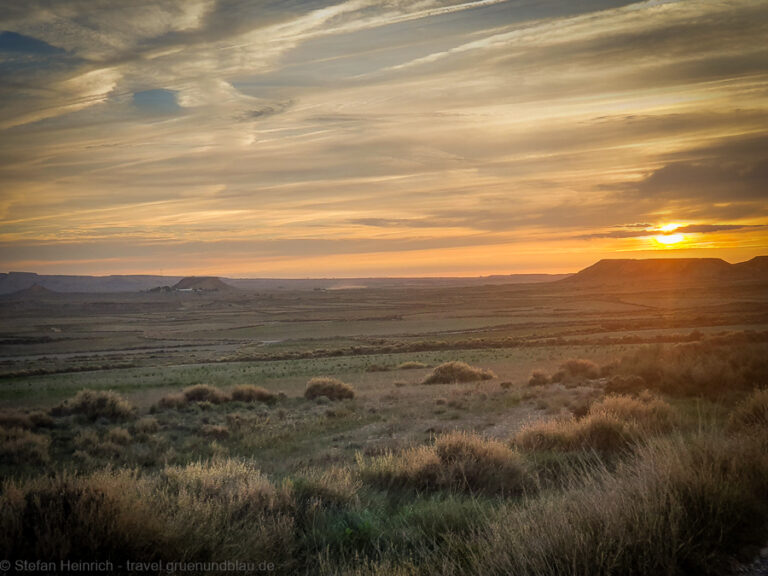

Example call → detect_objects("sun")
658 223 682 232
654 233 685 245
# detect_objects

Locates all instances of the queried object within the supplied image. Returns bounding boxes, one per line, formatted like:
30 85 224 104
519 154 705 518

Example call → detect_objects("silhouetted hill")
563 257 768 287
172 277 235 291
0 272 569 294
0 272 182 294
4 283 61 299
733 256 768 278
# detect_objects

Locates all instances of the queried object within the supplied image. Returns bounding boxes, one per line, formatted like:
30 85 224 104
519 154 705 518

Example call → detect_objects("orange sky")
1 0 767 276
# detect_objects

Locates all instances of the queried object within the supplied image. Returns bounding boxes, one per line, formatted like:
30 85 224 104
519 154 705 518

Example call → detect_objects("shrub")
52 390 135 421
107 427 132 446
29 411 54 428
0 427 50 465
421 361 495 385
358 431 531 495
292 467 361 509
528 370 550 387
200 424 229 439
443 433 768 576
605 374 648 395
305 377 355 401
551 359 600 383
0 460 295 567
365 364 391 372
500 381 514 390
728 388 768 431
397 361 427 370
0 470 166 562
589 393 676 432
515 412 636 453
156 393 185 410
182 384 230 404
610 342 768 397
0 411 33 429
230 385 276 403
133 417 159 434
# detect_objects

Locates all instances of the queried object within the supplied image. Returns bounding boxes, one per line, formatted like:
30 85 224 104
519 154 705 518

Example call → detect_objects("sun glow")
655 233 685 246
659 223 682 232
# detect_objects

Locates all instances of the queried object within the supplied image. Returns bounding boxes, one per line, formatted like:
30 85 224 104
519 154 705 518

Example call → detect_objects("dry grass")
551 358 600 383
438 433 768 576
397 361 428 370
516 393 676 453
107 427 132 445
589 393 677 432
132 416 159 434
182 384 230 404
305 377 356 401
609 342 768 397
358 431 531 495
0 410 34 429
421 361 495 385
605 374 648 395
515 412 635 453
528 370 549 386
0 427 50 464
230 384 276 403
52 389 135 421
728 388 768 431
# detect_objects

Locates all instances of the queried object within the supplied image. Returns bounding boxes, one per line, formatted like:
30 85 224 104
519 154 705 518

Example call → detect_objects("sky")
0 0 767 277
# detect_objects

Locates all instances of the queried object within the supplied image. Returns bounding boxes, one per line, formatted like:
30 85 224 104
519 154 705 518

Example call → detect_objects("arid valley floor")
1 258 768 575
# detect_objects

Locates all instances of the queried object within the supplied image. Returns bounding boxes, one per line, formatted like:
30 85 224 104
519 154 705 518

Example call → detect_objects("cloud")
1 0 767 275
576 224 766 240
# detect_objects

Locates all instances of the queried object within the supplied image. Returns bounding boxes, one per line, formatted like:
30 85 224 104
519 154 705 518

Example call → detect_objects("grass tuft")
0 427 50 464
305 377 356 401
728 388 768 431
230 384 277 403
421 361 495 385
358 431 531 495
52 389 135 421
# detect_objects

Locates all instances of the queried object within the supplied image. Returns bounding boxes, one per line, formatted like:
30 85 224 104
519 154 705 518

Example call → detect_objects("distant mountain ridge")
562 256 768 287
0 271 570 294
172 277 235 291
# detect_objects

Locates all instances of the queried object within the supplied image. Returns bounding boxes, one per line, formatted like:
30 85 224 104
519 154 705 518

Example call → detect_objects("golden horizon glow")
1 1 767 275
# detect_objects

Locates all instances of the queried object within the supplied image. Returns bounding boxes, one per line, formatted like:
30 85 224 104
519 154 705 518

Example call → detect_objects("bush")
52 390 135 421
515 412 636 453
610 342 768 397
528 370 550 387
305 377 355 401
156 393 185 410
0 470 166 562
107 428 132 446
0 461 295 566
397 361 427 370
605 374 648 395
444 433 768 576
589 393 676 432
358 431 531 495
133 417 159 434
551 359 600 383
230 385 276 403
729 388 768 431
182 384 230 404
365 364 391 372
0 411 33 429
421 362 495 385
0 427 50 465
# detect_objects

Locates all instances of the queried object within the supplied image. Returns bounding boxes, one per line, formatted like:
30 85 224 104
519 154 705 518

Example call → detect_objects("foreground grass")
2 421 767 575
